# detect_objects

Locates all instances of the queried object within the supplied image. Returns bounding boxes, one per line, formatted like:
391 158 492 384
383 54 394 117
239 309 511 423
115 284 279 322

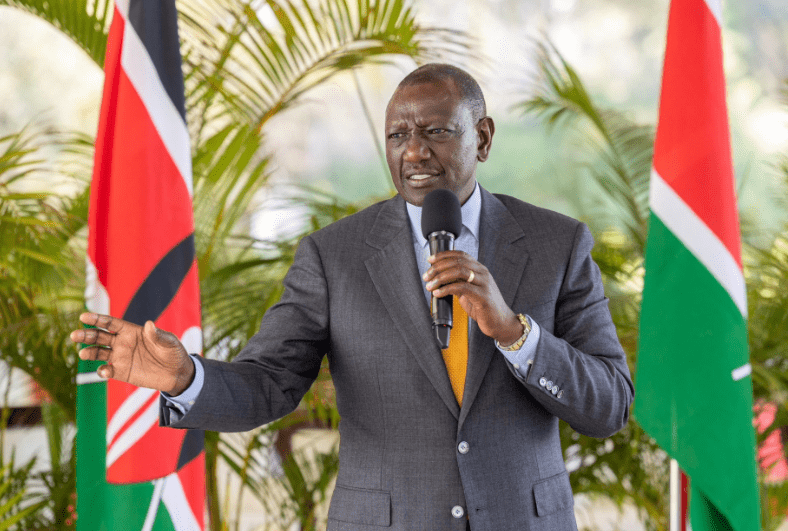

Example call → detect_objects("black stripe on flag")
177 429 205 470
127 0 187 120
123 234 195 325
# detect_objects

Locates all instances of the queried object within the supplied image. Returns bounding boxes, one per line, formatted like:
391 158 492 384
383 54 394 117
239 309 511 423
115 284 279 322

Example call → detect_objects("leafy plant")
0 460 47 531
0 126 91 422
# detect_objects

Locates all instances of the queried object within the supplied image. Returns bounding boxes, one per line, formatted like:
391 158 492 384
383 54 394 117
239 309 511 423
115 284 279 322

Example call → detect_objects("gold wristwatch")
496 314 532 351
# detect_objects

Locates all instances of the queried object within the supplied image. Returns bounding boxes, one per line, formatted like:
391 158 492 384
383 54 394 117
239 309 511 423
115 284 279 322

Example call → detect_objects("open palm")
71 312 194 395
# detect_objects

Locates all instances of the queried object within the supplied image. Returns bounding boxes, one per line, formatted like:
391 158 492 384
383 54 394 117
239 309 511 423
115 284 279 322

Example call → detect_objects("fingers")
71 324 116 363
97 363 114 379
73 313 122 367
78 346 111 362
144 320 185 351
143 320 158 342
70 327 116 348
78 312 125 333
424 252 482 297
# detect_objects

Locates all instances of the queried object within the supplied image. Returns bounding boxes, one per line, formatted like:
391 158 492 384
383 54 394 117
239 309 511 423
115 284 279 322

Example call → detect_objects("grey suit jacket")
165 187 634 530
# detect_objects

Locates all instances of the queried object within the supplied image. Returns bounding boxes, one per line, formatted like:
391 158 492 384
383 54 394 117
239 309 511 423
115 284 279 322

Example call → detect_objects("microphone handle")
428 231 455 349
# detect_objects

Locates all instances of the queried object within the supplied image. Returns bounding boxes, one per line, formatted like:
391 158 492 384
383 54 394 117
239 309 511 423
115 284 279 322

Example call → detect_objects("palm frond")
0 460 48 531
0 126 91 420
179 0 470 136
198 181 373 361
515 41 654 250
0 0 112 67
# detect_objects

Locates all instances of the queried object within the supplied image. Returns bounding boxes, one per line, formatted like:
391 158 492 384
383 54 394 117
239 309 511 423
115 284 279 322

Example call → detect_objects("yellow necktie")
442 296 468 406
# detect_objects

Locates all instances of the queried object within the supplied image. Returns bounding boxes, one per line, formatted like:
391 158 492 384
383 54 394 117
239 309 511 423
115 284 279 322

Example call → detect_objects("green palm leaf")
0 126 90 420
0 461 48 531
179 0 469 136
515 41 654 250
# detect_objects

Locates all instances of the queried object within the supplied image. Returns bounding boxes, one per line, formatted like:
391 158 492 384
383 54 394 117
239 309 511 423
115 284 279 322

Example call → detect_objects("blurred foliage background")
0 0 787 529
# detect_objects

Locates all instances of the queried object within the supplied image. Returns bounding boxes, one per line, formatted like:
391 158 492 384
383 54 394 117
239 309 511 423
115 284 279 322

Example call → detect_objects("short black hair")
396 63 486 122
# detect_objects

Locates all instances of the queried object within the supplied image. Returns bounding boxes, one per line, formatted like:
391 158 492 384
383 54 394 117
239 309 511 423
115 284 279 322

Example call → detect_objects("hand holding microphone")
421 189 463 349
421 189 525 349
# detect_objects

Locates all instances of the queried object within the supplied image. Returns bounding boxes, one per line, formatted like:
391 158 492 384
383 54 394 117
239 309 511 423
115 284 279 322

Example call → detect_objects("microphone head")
421 189 462 239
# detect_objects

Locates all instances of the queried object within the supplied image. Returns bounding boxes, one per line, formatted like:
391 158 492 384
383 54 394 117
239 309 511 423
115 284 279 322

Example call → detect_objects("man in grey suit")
72 63 633 530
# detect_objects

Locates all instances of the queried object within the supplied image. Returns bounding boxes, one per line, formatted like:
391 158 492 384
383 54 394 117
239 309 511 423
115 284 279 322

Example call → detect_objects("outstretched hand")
70 313 195 396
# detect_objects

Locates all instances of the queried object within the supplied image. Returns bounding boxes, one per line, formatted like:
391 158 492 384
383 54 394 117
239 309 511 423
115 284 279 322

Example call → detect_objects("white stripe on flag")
650 169 747 318
162 472 202 531
703 0 722 28
114 0 129 19
119 7 193 197
732 363 751 381
76 372 105 385
85 257 110 315
142 477 167 531
180 326 203 355
106 394 160 468
106 387 158 444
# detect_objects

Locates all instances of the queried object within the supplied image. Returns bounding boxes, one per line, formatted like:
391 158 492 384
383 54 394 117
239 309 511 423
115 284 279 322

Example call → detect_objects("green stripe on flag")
76 359 108 531
105 483 177 531
78 358 179 531
636 214 759 531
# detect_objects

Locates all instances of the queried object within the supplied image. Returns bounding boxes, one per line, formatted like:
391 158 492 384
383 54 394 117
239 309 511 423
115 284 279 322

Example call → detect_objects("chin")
401 188 433 207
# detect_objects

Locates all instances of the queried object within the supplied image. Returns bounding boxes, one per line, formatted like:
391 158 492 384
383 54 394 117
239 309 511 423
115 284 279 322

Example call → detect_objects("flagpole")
670 459 680 531
670 459 689 531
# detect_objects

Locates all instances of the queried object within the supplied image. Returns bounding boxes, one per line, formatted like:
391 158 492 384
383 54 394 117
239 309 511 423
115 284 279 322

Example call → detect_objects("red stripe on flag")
177 451 205 527
105 265 201 483
106 388 158 448
652 0 742 268
106 407 186 483
88 1 202 489
89 7 125 287
156 262 202 345
98 69 195 317
105 264 200 483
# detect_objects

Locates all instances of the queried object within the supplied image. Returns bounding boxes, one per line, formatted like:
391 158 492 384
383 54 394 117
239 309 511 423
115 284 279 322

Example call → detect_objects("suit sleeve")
162 234 330 432
513 223 634 438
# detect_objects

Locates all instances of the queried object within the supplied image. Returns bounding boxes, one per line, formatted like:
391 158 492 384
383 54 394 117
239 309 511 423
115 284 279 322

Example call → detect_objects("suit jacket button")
546 380 554 391
451 506 465 519
551 386 559 395
458 441 470 454
539 377 547 387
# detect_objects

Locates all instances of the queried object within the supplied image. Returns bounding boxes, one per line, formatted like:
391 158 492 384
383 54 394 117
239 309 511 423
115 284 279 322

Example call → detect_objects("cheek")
385 149 399 173
448 145 477 173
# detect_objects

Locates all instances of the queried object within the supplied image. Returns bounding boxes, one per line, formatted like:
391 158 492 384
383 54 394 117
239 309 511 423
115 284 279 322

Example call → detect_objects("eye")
428 128 448 134
387 132 406 140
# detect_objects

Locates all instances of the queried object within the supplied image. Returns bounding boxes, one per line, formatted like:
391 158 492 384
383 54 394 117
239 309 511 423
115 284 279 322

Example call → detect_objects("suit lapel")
460 188 529 426
364 196 461 419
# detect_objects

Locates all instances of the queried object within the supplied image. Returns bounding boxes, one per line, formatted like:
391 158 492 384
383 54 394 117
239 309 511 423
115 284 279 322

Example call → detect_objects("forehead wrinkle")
386 95 470 133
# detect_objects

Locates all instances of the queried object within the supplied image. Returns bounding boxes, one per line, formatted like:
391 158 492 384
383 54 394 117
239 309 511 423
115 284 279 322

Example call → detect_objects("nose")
403 134 430 162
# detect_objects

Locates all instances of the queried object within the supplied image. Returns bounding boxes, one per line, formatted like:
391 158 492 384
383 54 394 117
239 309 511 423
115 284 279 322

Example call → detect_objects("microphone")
421 189 463 350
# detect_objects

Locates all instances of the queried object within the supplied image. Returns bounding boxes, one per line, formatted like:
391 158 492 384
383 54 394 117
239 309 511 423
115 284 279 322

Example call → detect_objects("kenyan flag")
635 0 760 530
77 0 204 528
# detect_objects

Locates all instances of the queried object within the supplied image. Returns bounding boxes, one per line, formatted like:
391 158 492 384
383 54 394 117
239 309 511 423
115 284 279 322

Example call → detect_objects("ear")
476 116 495 162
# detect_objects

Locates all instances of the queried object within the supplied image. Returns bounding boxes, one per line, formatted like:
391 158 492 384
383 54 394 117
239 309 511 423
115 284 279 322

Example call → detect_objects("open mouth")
405 173 440 185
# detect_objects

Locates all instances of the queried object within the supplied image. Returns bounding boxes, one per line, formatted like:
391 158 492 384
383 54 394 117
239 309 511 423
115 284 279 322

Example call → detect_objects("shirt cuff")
160 354 205 421
497 315 540 379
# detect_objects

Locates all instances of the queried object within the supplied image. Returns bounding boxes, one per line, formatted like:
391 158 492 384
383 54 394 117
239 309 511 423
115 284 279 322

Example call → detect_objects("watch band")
496 314 531 351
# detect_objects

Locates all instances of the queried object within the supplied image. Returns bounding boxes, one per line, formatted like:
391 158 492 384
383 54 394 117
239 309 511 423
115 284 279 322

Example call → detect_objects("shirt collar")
405 182 481 248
